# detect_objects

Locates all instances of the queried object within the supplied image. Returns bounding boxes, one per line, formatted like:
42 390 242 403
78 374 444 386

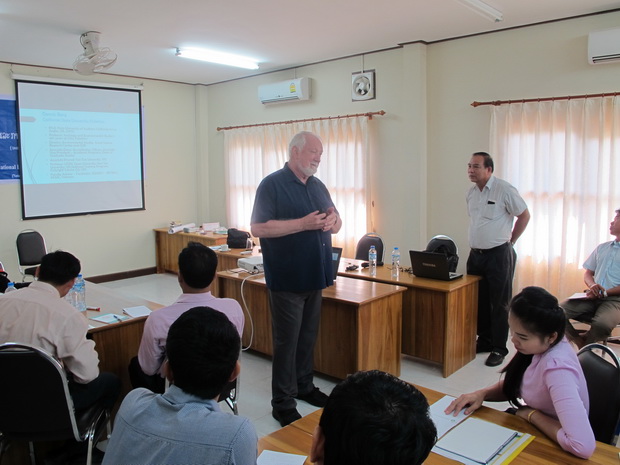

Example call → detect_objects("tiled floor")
100 273 610 439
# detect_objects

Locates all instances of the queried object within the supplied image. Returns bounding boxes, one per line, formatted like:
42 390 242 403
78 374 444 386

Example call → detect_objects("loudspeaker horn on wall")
351 71 375 101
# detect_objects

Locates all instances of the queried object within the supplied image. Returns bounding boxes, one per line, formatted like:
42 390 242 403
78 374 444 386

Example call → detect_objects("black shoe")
272 408 301 427
485 351 505 367
296 387 328 407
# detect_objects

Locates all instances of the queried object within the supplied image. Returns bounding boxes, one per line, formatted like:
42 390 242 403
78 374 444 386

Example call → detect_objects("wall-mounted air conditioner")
258 77 311 104
588 27 620 64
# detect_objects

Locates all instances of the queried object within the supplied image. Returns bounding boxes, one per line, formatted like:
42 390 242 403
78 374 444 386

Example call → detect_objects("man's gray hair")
288 131 320 158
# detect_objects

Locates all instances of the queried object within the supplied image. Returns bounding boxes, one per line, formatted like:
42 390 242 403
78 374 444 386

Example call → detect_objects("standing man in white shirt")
466 152 530 367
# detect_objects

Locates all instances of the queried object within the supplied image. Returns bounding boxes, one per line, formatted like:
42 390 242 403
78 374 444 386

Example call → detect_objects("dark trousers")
128 356 165 393
269 289 322 411
467 242 516 356
563 296 620 344
68 371 121 411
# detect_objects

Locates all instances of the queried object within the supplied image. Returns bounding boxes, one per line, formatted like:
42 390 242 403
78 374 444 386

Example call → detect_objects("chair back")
16 230 47 279
354 233 385 263
0 343 80 442
425 235 459 272
220 379 239 415
577 343 620 444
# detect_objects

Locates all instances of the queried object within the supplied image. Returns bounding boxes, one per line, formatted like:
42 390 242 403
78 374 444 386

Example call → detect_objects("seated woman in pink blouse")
445 286 596 459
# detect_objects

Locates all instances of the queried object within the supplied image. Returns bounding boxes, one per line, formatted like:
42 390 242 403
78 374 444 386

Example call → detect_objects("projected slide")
16 81 144 219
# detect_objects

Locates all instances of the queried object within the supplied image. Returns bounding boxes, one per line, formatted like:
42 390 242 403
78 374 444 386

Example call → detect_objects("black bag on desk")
227 228 251 249
0 271 9 293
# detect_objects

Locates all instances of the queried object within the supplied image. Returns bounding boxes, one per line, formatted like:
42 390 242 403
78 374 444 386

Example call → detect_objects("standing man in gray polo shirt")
466 152 530 367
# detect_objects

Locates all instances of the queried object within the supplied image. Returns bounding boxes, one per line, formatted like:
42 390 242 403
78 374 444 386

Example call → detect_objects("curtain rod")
217 110 386 131
471 92 620 107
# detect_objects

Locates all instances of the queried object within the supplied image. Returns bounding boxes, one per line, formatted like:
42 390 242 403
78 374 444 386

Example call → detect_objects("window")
491 97 620 298
223 117 370 255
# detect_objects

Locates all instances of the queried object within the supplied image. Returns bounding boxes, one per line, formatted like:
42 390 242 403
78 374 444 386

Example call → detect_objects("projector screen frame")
15 78 145 220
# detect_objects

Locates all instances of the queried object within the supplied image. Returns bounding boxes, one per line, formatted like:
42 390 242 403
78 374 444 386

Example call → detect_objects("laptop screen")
331 247 343 280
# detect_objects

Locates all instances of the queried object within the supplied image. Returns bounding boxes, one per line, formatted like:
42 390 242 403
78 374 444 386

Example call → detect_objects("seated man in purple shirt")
129 242 244 392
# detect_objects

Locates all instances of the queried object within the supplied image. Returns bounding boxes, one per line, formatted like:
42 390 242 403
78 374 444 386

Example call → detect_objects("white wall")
0 64 201 278
2 11 619 279
204 11 620 272
427 11 620 270
205 45 430 257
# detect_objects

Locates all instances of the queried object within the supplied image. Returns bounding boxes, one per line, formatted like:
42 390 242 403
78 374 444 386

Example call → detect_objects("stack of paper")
123 305 152 318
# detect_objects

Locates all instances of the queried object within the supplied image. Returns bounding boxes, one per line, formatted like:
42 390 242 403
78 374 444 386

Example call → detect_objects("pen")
87 306 100 311
112 314 123 323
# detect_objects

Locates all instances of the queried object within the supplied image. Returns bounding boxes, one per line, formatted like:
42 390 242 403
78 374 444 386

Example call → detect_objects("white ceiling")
1 0 619 85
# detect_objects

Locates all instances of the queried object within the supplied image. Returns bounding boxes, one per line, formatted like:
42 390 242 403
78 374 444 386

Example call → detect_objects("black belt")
470 242 510 254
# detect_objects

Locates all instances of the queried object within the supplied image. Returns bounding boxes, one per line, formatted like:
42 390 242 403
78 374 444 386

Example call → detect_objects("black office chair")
0 343 111 465
354 232 384 264
425 234 459 272
577 343 620 445
220 379 239 415
16 229 47 282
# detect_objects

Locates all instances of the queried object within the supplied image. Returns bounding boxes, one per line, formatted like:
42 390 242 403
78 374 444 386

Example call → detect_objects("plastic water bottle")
391 247 400 279
75 274 87 314
369 245 377 277
4 282 17 293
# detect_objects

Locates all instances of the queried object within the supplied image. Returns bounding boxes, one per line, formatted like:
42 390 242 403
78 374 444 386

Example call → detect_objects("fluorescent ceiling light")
455 0 503 22
175 48 259 69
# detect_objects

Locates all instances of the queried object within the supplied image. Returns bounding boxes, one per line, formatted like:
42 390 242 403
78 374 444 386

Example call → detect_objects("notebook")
409 250 463 281
331 247 343 280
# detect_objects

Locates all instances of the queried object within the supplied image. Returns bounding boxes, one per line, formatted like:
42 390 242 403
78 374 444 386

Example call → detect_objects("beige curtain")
223 117 369 257
490 97 620 300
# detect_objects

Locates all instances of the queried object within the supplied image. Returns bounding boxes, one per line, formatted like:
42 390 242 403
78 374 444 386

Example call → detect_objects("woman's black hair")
501 286 566 407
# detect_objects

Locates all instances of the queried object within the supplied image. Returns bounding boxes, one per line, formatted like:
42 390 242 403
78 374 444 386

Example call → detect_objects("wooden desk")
216 272 404 379
85 282 163 397
338 259 480 377
154 228 228 273
258 385 620 465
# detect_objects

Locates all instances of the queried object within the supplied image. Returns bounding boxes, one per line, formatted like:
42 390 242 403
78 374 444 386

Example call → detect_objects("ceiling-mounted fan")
73 31 117 75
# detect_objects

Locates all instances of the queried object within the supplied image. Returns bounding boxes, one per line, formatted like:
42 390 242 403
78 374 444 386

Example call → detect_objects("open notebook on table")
429 396 534 465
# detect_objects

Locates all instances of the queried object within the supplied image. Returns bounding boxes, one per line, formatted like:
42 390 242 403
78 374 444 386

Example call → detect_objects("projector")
238 256 264 273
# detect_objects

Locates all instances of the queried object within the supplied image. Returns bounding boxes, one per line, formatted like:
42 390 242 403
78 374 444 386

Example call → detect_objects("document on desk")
90 313 129 324
123 305 152 318
429 395 469 438
433 416 533 465
257 450 306 465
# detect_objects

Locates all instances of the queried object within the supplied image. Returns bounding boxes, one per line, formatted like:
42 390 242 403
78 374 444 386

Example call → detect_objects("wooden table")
338 258 480 377
258 385 620 465
216 271 405 379
85 282 163 397
154 228 228 273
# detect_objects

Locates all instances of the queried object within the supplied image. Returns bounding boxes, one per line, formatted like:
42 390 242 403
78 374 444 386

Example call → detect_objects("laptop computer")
409 250 463 281
331 247 343 280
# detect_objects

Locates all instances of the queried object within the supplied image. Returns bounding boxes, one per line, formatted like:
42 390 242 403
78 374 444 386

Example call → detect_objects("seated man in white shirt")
103 307 257 465
129 241 244 392
0 251 120 411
